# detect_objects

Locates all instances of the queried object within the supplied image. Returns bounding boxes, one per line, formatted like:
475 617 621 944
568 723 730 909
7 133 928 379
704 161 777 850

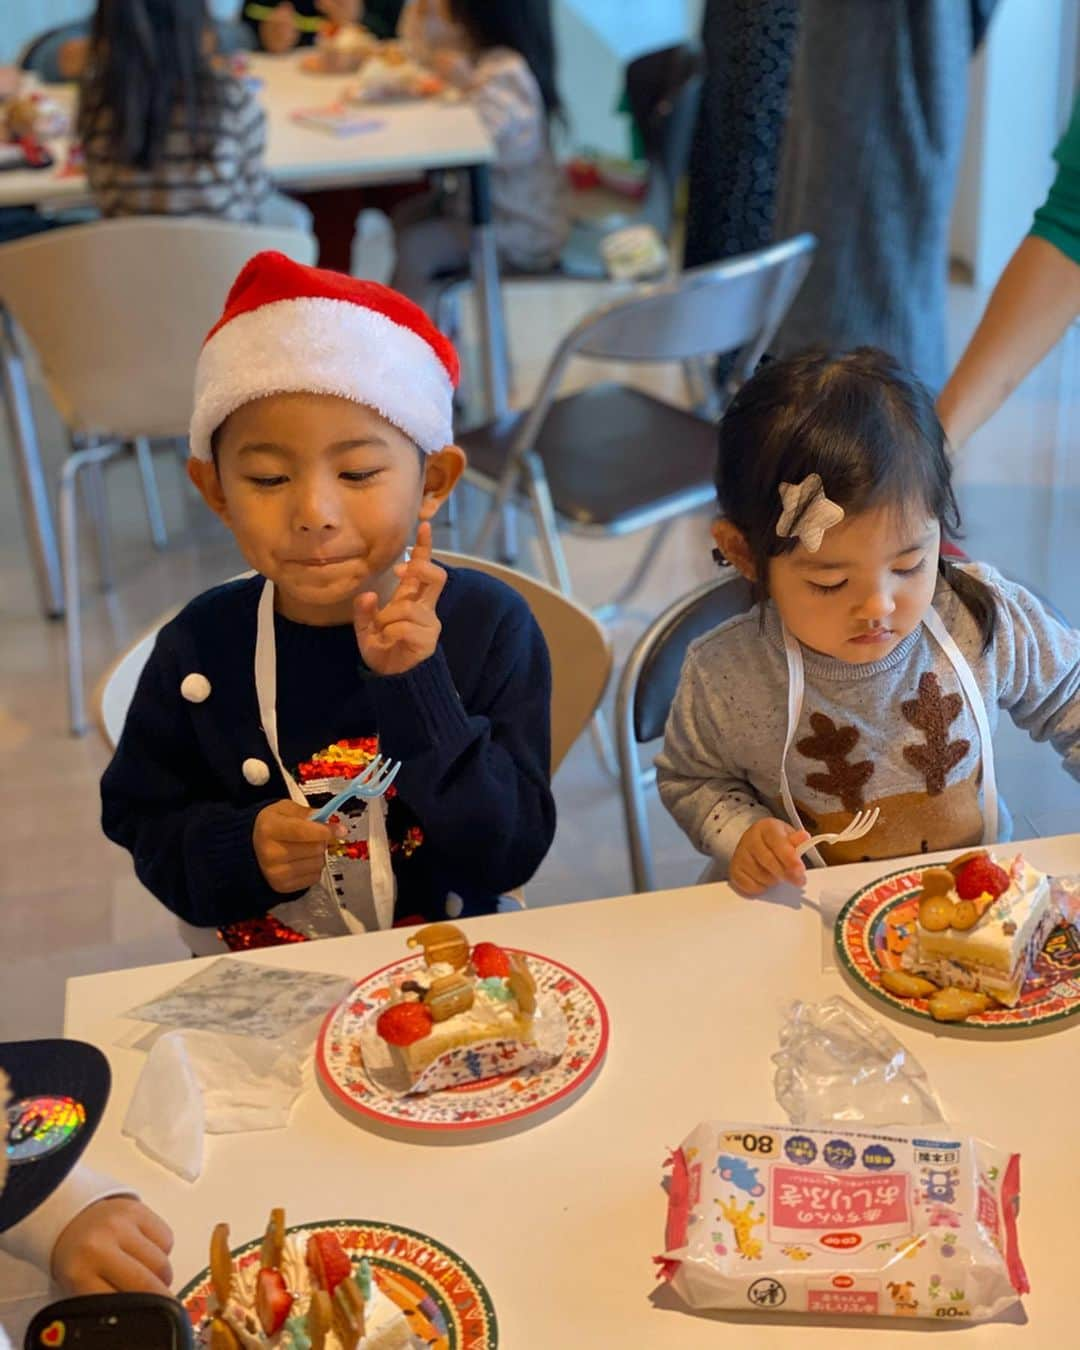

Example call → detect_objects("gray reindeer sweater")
657 565 1080 872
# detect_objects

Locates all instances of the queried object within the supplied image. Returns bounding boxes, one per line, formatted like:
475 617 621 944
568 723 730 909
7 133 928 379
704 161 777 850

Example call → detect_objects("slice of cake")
900 851 1054 1009
357 924 567 1093
203 1210 414 1350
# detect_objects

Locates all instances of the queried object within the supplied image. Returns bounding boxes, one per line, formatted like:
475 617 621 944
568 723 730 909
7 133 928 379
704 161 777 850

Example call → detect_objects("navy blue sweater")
101 567 555 933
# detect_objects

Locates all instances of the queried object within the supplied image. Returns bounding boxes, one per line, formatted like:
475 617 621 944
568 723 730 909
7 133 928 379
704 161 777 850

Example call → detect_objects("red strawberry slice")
256 1268 293 1334
954 856 1010 901
307 1231 353 1295
471 941 511 978
376 1001 433 1046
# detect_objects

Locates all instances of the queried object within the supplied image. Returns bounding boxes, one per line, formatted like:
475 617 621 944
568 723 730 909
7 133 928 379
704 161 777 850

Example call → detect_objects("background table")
8 838 1077 1345
1 54 507 620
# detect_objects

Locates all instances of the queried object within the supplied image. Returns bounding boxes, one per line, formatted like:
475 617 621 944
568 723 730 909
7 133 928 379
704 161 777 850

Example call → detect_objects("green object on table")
616 85 644 162
244 2 325 32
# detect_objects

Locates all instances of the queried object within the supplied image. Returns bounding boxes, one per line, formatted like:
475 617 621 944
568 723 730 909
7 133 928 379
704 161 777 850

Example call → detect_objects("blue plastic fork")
310 754 402 823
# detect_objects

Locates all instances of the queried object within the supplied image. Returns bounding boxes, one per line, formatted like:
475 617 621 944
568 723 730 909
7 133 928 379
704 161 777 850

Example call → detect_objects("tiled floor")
1 275 1077 1042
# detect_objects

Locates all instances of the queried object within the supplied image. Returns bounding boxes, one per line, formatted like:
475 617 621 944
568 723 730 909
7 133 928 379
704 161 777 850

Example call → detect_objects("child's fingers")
352 591 379 635
101 1249 172 1297
273 814 335 846
411 519 434 563
135 1208 174 1256
120 1231 173 1287
407 557 447 606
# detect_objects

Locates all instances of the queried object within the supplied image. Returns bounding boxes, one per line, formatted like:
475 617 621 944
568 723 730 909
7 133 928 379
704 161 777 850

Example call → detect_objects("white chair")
95 555 611 949
0 217 317 734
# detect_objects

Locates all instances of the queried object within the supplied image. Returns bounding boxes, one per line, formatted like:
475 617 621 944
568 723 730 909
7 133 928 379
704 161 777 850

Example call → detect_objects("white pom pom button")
242 757 271 786
444 893 464 918
180 673 211 703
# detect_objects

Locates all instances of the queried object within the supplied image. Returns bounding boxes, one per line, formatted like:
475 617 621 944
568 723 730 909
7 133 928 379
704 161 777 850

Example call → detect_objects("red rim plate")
178 1218 497 1347
316 948 609 1130
835 866 1080 1030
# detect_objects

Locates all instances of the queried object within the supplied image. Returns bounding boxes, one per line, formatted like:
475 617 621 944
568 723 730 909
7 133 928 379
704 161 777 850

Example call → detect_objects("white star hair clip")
776 474 844 552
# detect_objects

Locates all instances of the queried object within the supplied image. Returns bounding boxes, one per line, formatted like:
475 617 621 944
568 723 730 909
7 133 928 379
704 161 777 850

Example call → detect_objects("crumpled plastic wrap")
772 996 945 1127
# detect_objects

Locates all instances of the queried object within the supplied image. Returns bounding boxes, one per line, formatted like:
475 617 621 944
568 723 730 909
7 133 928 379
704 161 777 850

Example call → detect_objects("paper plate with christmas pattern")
317 949 608 1130
180 1217 497 1347
835 866 1080 1030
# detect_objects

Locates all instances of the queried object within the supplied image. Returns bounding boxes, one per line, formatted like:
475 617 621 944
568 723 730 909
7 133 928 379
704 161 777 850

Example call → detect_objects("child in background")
77 0 310 229
101 252 555 953
0 1041 173 1315
657 348 1080 896
244 0 366 54
391 0 567 311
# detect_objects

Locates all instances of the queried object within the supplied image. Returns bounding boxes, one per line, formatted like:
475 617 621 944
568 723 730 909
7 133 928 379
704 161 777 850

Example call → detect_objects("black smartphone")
24 1294 193 1349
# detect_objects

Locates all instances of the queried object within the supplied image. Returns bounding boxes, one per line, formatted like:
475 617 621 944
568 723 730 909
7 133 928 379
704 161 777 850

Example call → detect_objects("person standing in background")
938 92 1080 448
770 1 996 392
683 0 799 273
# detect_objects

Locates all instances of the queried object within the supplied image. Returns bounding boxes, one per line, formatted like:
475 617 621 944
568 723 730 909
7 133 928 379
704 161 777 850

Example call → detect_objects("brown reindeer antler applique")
796 712 874 812
901 671 969 796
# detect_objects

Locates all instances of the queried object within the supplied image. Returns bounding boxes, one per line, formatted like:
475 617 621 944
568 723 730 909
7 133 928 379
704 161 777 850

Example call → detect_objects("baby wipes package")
658 1122 1028 1322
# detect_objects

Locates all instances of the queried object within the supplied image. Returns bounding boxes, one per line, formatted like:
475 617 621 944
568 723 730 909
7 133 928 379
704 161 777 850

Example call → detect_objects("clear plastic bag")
772 996 945 1126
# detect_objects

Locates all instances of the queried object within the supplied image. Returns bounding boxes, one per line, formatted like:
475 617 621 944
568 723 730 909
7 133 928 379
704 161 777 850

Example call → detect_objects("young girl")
391 0 567 311
77 0 309 229
657 348 1080 896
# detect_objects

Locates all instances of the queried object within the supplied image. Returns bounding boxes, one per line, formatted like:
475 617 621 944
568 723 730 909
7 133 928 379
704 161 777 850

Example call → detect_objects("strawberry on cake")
203 1210 414 1350
356 924 568 1094
894 851 1054 1015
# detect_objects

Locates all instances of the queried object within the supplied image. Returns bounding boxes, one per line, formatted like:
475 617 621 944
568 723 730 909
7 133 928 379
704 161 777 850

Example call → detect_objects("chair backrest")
95 556 611 775
627 572 755 745
436 552 612 774
0 217 315 440
17 21 89 80
615 571 753 892
625 43 704 240
547 235 815 377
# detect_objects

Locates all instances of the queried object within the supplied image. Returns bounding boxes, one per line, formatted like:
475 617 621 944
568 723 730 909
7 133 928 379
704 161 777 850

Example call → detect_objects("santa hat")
189 251 459 461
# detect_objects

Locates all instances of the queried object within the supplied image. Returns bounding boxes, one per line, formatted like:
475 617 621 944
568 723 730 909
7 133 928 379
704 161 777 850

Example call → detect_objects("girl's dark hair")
715 347 997 651
78 0 221 170
446 0 561 118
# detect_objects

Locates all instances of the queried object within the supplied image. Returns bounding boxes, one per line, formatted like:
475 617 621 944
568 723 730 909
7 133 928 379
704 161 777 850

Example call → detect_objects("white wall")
950 0 1073 285
554 0 700 157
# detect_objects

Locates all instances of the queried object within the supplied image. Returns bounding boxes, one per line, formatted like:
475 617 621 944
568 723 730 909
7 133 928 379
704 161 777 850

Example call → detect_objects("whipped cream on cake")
357 924 567 1093
902 852 1054 1006
203 1212 413 1350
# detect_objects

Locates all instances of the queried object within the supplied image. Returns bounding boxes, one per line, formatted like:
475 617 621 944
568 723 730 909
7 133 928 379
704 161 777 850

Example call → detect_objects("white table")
31 836 1077 1345
1 54 508 620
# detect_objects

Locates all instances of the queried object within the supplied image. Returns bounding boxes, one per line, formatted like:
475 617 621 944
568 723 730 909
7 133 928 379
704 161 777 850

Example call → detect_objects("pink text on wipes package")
769 1167 912 1246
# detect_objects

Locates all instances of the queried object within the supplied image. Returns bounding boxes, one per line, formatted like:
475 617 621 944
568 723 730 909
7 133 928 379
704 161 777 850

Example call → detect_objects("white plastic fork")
310 754 402 823
797 806 880 859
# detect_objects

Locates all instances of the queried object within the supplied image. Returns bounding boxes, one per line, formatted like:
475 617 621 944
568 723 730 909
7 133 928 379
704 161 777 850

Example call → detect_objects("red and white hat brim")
189 296 455 460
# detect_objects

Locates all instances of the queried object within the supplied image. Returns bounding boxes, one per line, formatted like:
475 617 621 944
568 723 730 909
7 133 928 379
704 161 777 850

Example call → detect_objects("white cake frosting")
903 855 1054 1005
208 1236 412 1349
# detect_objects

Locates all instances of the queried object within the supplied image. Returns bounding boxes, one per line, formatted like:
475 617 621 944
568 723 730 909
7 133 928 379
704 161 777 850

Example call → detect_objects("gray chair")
459 234 815 607
616 570 753 892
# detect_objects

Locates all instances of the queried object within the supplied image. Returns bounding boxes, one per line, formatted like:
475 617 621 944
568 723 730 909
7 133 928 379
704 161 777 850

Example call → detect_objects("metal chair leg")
84 455 115 591
441 488 462 552
134 436 168 549
471 460 521 558
61 441 124 735
524 455 574 595
0 304 64 617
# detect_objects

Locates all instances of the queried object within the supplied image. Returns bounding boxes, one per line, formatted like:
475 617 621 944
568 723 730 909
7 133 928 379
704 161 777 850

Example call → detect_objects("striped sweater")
78 71 271 222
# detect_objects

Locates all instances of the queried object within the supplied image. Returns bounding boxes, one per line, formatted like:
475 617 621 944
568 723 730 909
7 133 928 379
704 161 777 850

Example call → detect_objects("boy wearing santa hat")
101 253 554 951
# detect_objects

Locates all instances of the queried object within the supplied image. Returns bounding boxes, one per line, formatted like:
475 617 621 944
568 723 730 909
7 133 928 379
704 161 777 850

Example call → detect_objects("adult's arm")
938 94 1080 446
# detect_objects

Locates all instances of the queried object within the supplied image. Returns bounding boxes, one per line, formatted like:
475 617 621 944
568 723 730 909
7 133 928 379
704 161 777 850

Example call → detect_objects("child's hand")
353 522 446 676
431 48 472 86
261 2 300 53
730 819 810 895
253 800 339 893
51 1198 174 1296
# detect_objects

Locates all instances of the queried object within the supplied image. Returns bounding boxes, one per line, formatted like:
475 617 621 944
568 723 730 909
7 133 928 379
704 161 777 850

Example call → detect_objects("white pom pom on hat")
188 251 460 461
